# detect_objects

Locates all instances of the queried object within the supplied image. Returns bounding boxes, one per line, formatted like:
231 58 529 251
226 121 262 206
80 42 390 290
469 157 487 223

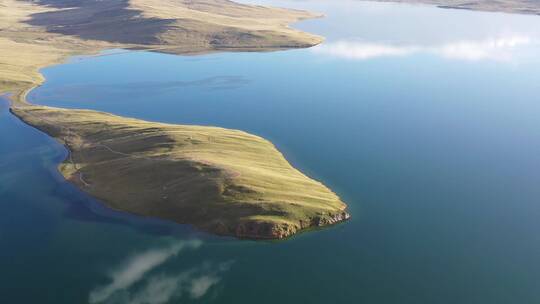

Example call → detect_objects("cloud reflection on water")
312 35 534 62
89 240 232 304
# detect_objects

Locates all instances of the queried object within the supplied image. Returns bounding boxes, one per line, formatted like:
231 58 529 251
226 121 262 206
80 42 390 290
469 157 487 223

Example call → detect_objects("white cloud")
130 273 191 304
127 261 233 304
89 240 202 304
312 41 418 59
189 275 221 299
437 36 531 61
88 241 233 304
312 35 533 62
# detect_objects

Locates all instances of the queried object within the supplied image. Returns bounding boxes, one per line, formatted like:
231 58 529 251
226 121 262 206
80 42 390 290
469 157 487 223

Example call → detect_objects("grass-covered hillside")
11 105 349 239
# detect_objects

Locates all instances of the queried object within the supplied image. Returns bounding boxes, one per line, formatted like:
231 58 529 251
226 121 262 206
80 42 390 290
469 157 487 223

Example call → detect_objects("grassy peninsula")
2 0 348 239
11 105 349 239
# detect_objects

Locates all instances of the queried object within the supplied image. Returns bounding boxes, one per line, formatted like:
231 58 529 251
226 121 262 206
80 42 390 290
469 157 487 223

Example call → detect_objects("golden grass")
0 0 115 97
130 0 323 47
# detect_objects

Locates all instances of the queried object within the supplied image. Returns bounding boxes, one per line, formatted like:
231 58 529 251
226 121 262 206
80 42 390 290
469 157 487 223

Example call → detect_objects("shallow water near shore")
4 1 540 303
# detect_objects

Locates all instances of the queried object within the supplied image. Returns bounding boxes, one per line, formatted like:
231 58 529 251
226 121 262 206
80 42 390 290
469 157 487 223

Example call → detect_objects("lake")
3 0 540 303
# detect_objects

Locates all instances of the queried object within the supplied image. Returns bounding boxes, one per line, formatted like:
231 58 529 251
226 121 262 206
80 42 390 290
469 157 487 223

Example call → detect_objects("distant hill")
371 0 540 15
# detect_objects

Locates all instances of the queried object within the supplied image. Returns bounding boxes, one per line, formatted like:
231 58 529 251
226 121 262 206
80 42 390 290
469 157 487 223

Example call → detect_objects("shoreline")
3 0 351 240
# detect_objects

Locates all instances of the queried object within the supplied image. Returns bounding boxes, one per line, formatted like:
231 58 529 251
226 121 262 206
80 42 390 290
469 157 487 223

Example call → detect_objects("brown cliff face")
231 211 351 239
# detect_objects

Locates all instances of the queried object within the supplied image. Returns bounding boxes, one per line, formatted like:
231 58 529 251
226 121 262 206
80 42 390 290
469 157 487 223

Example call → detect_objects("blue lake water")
3 1 540 303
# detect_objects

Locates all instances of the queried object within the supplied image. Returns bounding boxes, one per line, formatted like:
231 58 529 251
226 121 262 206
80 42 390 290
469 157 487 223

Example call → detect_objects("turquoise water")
4 1 540 303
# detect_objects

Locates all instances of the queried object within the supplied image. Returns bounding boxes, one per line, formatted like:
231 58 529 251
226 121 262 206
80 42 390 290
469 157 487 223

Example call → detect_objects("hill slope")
11 105 349 239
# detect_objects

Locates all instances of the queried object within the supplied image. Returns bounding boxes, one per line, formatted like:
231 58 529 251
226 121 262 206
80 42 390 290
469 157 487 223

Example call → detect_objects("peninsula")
11 105 349 238
2 0 348 239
